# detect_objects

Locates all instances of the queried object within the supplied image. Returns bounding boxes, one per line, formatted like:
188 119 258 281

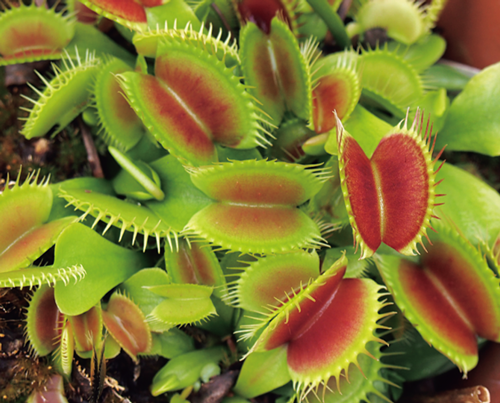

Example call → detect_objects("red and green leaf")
337 110 441 258
78 0 149 29
102 292 152 361
240 18 311 126
0 3 75 66
185 204 324 254
227 251 319 312
68 305 103 354
189 159 329 206
119 37 268 166
185 160 329 254
311 53 361 134
0 217 76 274
165 238 226 298
0 172 76 273
93 57 144 151
233 0 299 34
26 285 64 356
248 255 389 396
147 284 217 326
376 223 500 373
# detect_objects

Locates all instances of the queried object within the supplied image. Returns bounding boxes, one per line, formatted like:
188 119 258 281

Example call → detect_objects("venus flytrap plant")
25 279 152 379
335 109 444 258
310 50 361 137
109 146 165 201
118 35 273 166
25 285 65 357
0 172 83 288
357 45 425 119
150 346 228 396
0 1 75 66
239 17 312 127
25 374 69 403
76 0 157 30
20 50 101 139
147 283 218 326
68 305 104 357
101 291 153 361
234 253 393 400
165 238 227 298
183 159 331 253
376 220 500 374
3 1 500 402
91 58 146 151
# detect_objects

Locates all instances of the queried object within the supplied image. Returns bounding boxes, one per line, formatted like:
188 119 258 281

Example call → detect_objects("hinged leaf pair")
0 172 80 288
184 159 330 254
232 252 391 399
336 110 444 258
0 2 75 66
119 35 270 166
376 222 500 374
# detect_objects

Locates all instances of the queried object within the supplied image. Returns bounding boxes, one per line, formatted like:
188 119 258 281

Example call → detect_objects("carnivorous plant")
1 0 500 402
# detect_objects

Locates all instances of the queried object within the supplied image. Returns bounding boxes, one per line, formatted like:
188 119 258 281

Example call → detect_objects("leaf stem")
306 0 351 48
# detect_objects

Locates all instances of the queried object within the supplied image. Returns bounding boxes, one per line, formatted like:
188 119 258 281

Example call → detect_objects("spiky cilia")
133 21 240 67
59 188 176 252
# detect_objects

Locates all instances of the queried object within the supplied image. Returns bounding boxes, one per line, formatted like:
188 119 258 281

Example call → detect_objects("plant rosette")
3 1 500 402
